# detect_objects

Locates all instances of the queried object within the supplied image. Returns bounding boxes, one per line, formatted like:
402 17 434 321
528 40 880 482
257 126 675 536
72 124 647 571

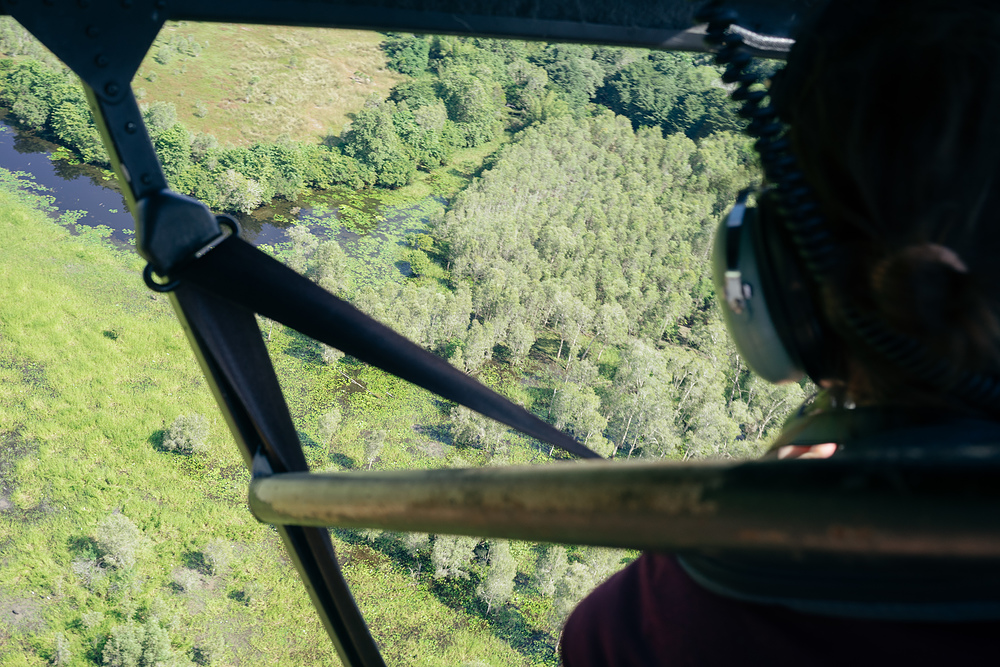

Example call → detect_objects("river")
0 115 444 283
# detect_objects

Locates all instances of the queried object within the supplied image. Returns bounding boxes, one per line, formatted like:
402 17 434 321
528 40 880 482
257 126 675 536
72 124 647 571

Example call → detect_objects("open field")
0 178 551 666
136 22 406 145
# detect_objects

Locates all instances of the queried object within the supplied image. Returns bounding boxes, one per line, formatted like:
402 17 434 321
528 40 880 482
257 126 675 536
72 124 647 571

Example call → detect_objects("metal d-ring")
143 216 239 293
216 214 241 237
143 263 180 293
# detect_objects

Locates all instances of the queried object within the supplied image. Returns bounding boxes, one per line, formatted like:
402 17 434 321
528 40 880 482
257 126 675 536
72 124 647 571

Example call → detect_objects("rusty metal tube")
248 458 1000 557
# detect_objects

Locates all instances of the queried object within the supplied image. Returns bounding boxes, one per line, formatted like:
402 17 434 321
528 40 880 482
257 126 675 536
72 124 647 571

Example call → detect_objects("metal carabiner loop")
143 264 180 293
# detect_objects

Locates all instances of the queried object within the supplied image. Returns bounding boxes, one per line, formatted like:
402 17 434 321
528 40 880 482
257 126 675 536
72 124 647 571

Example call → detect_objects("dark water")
0 119 137 245
0 117 307 248
0 117 445 275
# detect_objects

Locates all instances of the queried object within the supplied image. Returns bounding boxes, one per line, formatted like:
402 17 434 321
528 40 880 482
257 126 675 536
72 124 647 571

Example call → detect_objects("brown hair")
774 0 1000 410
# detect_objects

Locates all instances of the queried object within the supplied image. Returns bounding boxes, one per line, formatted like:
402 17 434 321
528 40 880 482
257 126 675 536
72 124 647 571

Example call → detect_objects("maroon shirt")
560 553 999 666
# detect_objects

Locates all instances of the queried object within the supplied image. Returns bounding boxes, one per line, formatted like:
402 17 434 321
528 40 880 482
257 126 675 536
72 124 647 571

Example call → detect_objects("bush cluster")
162 413 209 455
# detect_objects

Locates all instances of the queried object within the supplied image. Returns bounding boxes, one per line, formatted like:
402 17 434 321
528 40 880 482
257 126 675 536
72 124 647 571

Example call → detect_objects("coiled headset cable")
697 4 1000 413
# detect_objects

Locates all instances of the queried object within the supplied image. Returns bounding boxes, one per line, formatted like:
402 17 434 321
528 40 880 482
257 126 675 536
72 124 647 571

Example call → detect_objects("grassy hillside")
135 22 406 145
0 178 538 666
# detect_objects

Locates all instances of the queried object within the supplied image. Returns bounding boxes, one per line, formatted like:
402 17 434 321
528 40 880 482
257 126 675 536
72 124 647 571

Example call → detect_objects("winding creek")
0 116 445 283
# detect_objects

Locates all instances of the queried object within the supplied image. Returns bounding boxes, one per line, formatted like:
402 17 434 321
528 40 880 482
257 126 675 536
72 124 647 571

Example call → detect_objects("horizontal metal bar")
249 458 1000 557
159 0 798 57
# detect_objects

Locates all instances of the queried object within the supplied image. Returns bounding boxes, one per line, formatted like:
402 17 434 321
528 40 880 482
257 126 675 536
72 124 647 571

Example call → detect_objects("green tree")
154 123 191 181
477 540 516 615
533 545 568 597
342 97 415 188
440 68 503 147
383 33 430 76
431 534 479 579
102 617 172 667
50 101 106 163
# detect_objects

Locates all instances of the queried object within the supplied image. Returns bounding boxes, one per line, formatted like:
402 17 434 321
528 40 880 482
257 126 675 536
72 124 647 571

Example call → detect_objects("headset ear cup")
754 195 844 385
713 197 804 383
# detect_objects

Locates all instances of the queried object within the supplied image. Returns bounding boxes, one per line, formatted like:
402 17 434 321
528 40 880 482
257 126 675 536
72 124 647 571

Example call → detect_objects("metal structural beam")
250 458 1000 558
0 0 800 58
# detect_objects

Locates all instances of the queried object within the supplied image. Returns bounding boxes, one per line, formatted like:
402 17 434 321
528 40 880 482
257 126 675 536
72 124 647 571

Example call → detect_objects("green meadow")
0 176 558 666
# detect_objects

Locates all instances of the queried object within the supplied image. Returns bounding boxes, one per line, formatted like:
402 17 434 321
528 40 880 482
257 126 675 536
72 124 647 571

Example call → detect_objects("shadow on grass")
148 429 166 452
283 330 323 365
67 534 99 559
329 452 356 469
334 529 558 664
182 550 210 575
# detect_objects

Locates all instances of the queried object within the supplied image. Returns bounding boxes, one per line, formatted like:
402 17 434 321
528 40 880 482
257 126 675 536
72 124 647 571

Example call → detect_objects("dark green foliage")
536 44 606 113
342 97 416 188
383 33 431 76
599 57 679 128
599 52 744 139
389 77 439 109
439 68 504 147
153 124 191 180
162 413 209 455
50 101 105 163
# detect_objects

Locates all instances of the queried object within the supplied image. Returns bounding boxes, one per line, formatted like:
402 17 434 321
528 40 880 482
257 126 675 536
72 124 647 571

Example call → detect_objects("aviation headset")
702 5 1000 412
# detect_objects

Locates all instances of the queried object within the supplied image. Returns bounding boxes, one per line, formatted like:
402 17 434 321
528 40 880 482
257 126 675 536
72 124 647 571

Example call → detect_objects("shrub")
102 617 172 667
51 632 71 665
162 413 209 455
201 539 233 576
317 407 341 445
95 513 144 570
431 534 479 579
171 567 201 593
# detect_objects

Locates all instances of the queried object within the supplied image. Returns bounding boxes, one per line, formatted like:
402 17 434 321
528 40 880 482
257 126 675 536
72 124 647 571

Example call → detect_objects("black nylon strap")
171 283 385 667
177 235 602 460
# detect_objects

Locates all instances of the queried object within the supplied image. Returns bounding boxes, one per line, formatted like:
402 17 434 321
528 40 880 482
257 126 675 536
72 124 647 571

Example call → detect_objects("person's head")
772 0 1000 411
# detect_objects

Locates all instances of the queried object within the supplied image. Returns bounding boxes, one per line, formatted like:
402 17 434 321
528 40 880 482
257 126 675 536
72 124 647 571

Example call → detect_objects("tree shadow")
182 550 210 575
148 429 167 452
329 452 356 469
282 329 322 364
332 528 557 663
297 429 320 449
67 534 99 559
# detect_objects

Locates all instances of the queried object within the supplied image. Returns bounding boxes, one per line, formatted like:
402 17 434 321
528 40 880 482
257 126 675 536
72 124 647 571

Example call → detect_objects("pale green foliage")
431 535 479 579
102 617 173 667
533 545 568 597
72 557 107 591
317 407 342 444
363 430 387 470
51 632 71 665
171 567 201 593
550 562 596 627
162 413 209 456
477 540 517 615
215 169 264 214
95 513 145 570
450 405 505 456
201 539 234 576
550 548 625 627
461 320 495 372
401 532 431 556
286 224 319 274
81 611 105 630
